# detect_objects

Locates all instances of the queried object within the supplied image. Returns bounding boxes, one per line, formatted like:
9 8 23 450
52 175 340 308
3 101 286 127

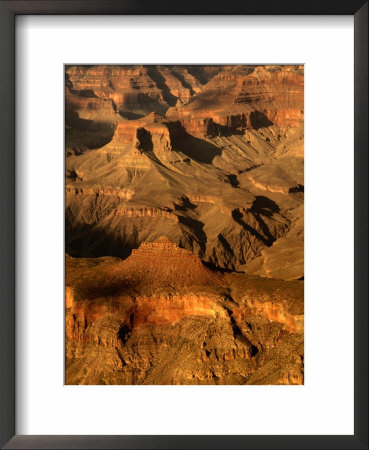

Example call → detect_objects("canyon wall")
65 64 304 280
65 239 304 385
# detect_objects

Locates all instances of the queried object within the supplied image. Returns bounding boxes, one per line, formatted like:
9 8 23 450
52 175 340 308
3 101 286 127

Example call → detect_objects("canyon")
65 65 304 384
66 238 303 385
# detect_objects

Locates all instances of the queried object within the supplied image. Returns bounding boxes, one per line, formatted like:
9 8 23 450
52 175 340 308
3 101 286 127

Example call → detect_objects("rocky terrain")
66 238 303 385
65 65 304 384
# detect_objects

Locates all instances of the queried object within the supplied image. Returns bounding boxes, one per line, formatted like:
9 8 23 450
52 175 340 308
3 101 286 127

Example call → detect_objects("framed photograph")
0 1 367 449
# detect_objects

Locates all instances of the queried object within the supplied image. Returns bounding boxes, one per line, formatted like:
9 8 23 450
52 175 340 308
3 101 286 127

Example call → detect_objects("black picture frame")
0 1 367 449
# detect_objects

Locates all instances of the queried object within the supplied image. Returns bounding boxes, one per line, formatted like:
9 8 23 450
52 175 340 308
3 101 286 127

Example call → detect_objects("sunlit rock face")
65 239 304 385
65 65 304 385
166 65 304 133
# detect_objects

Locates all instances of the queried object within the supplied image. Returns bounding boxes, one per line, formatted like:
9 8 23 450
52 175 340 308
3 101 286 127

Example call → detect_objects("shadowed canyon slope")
65 65 304 384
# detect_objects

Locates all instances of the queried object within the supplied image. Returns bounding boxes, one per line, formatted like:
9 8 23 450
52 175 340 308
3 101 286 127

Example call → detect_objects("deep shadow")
249 111 273 129
145 66 177 107
119 111 145 120
116 91 167 116
289 184 304 194
65 109 117 154
212 113 247 137
173 196 198 212
118 324 132 345
185 66 207 85
65 72 73 88
238 164 262 174
231 209 274 247
65 109 94 130
218 234 235 257
167 121 222 164
224 306 259 356
202 261 236 273
185 65 222 85
245 196 282 245
252 214 276 247
77 277 137 302
171 68 196 96
135 93 167 114
65 218 138 259
250 196 280 216
226 174 239 188
250 345 259 357
177 215 207 255
135 127 153 152
216 123 244 137
70 88 97 98
66 169 82 182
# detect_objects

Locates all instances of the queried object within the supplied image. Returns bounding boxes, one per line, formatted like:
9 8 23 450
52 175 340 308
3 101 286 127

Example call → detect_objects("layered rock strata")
65 65 303 280
65 239 304 385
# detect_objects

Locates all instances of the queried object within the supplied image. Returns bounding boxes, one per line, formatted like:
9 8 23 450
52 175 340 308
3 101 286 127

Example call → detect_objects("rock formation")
65 239 304 385
65 65 304 384
65 65 303 279
114 237 222 290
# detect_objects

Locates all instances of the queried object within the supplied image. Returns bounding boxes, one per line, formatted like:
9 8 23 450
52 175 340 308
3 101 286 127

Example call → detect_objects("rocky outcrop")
65 186 134 200
99 112 179 159
65 249 304 385
175 117 218 138
120 207 175 218
124 237 220 286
